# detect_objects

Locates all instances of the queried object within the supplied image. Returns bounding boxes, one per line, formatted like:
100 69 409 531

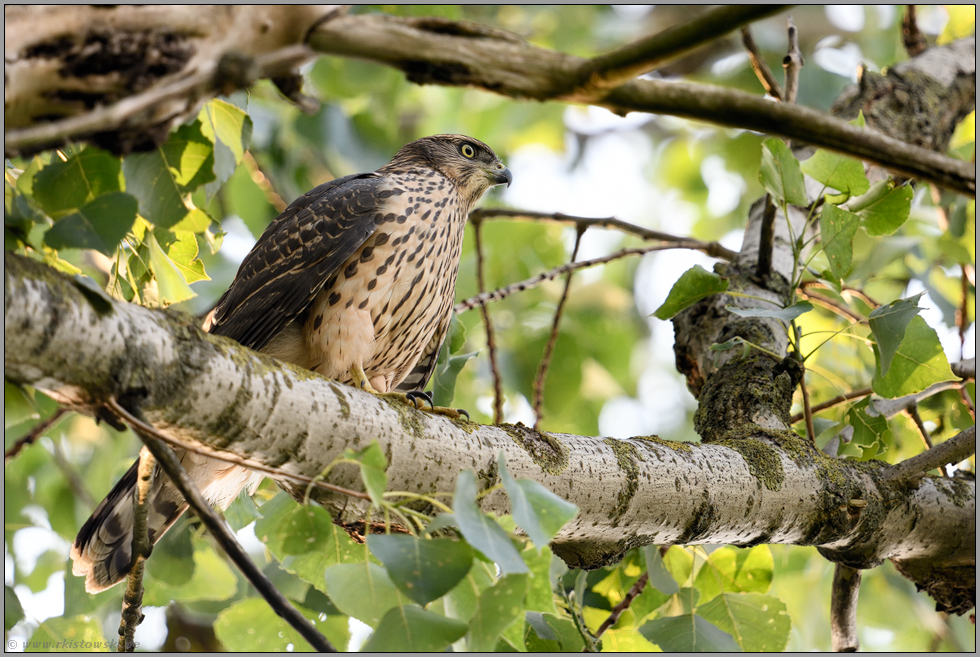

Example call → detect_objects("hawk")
71 134 511 593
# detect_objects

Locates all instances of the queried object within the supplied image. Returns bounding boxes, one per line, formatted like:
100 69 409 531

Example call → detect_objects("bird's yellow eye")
460 143 476 158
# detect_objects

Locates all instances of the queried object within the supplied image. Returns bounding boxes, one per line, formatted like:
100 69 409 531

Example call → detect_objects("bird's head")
383 134 512 208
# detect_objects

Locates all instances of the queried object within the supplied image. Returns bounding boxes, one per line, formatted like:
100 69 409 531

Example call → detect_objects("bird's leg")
348 366 470 421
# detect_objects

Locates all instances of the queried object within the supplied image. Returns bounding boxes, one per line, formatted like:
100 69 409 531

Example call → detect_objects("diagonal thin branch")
594 573 649 642
468 208 738 260
830 563 862 652
5 407 68 462
533 228 584 429
107 399 337 653
883 426 976 482
454 242 711 314
117 446 155 653
741 27 783 100
581 5 790 90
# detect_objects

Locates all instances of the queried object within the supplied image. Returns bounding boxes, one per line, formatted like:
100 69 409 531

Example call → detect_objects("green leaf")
498 453 578 550
144 521 195 587
323 561 411 628
524 612 586 652
868 293 924 377
123 122 214 228
5 380 39 428
653 265 729 320
800 149 869 197
432 348 478 407
523 545 558 615
643 545 679 595
44 192 138 256
638 613 740 652
453 471 529 576
846 181 913 236
692 546 773 602
367 534 474 605
725 301 813 321
215 598 348 652
344 441 388 506
224 492 262 531
759 137 807 205
4 585 24 631
142 537 237 606
872 316 956 398
146 231 196 303
160 229 210 284
361 605 469 652
255 493 362 591
843 398 891 459
33 148 123 218
225 162 277 238
199 98 253 200
467 573 530 651
26 614 108 652
819 204 861 280
697 593 792 652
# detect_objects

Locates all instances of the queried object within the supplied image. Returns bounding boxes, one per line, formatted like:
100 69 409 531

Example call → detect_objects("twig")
797 289 865 324
800 366 816 443
756 194 777 279
455 242 717 314
4 408 68 462
533 228 584 429
905 405 947 478
117 447 155 653
4 46 315 156
594 573 648 641
104 398 370 501
790 388 873 423
582 5 789 90
107 399 337 653
781 18 804 105
801 279 881 309
867 380 963 419
830 563 862 652
902 5 927 57
741 27 782 100
468 208 738 261
883 426 976 482
472 219 503 425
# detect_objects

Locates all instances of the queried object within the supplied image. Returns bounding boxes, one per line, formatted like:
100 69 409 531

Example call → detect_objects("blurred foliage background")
5 5 975 652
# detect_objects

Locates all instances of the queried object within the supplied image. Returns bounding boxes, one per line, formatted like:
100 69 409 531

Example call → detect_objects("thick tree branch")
5 254 974 613
307 15 975 195
580 5 790 90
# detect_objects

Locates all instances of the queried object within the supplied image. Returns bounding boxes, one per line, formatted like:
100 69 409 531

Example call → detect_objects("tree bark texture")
4 254 974 613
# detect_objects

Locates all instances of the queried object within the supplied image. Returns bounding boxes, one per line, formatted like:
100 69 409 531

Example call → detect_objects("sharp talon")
457 408 470 421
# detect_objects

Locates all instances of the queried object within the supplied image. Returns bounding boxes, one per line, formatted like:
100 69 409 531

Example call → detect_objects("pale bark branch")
781 17 803 104
830 563 861 652
883 426 976 483
117 446 154 653
5 254 974 593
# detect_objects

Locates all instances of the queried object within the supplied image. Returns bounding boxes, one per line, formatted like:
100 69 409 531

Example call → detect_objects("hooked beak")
490 166 513 187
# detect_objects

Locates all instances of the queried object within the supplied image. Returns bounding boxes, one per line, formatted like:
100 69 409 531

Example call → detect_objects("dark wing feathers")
210 172 396 351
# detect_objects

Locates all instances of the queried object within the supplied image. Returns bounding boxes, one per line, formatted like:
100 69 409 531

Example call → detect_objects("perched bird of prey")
71 134 512 593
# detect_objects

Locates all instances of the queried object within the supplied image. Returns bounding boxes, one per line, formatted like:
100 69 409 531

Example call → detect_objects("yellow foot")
348 366 470 420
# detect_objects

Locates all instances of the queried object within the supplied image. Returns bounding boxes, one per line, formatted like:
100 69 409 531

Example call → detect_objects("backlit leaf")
698 593 791 652
367 534 474 605
868 293 924 377
361 606 468 652
759 137 807 205
819 204 861 280
638 613 740 652
872 316 956 398
654 265 729 320
800 149 869 197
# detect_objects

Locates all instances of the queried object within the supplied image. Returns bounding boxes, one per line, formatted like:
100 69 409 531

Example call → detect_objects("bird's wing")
209 172 396 351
